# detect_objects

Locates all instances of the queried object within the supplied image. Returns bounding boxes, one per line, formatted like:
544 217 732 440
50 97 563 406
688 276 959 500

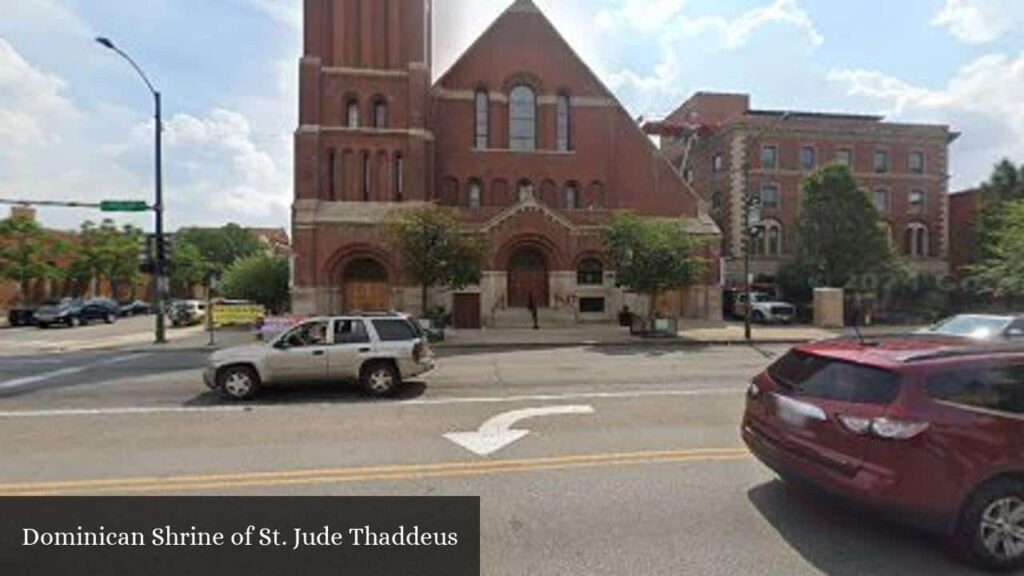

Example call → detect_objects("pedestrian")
528 293 539 330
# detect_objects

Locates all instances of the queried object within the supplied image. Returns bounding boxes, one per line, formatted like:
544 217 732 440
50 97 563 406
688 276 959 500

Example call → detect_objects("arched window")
517 179 534 202
556 93 571 152
474 90 489 149
905 223 929 259
346 98 360 128
754 220 783 256
577 258 604 286
372 97 388 128
509 85 537 151
565 182 580 210
468 180 483 210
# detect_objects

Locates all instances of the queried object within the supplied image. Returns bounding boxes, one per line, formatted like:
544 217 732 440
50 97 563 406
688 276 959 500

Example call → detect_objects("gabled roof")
482 193 575 234
433 0 613 101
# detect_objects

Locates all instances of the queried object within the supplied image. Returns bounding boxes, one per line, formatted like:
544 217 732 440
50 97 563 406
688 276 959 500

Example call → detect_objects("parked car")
205 312 435 400
119 299 153 317
733 292 797 324
33 298 120 328
917 314 1024 341
742 335 1024 570
7 308 36 327
169 300 206 327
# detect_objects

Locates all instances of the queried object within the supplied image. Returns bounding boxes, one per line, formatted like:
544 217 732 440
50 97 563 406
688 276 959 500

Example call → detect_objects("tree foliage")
175 224 263 273
66 219 143 299
0 214 64 305
168 240 213 294
221 253 290 314
969 199 1024 302
788 164 896 290
385 205 485 313
603 213 707 319
974 159 1024 265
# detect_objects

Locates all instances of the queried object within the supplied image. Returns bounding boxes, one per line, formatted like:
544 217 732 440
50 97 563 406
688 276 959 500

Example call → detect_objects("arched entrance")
342 258 390 312
507 247 549 308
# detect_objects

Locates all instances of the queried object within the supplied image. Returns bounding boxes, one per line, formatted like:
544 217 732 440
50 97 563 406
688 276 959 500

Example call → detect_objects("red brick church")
291 0 721 327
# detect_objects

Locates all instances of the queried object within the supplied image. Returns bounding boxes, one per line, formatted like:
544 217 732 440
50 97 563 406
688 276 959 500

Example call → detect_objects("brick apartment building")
291 0 721 327
648 93 957 286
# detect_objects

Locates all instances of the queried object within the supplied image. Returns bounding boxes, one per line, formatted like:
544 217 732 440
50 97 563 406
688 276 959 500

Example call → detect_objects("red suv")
742 335 1024 570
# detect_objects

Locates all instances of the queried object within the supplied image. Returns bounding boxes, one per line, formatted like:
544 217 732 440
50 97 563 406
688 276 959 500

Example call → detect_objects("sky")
1 0 1022 233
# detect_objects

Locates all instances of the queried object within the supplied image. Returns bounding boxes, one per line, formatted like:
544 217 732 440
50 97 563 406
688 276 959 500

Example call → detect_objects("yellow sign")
212 304 265 327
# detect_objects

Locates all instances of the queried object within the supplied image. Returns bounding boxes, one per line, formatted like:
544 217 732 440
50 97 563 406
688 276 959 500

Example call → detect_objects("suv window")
281 321 329 348
768 351 901 405
334 320 370 344
926 364 1024 414
372 319 418 342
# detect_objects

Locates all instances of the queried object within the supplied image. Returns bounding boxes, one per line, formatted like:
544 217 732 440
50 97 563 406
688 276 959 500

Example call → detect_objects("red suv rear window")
768 351 901 405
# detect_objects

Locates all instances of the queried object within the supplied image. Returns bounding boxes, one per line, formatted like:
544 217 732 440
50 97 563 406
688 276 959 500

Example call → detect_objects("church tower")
292 0 435 315
294 0 434 206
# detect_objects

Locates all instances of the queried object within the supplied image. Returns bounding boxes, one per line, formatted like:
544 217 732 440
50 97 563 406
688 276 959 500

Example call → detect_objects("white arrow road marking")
444 405 595 456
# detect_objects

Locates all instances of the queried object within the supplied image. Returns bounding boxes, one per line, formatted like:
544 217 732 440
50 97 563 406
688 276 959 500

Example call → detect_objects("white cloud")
932 0 1022 44
0 38 77 147
237 0 301 29
828 52 1024 188
675 0 823 49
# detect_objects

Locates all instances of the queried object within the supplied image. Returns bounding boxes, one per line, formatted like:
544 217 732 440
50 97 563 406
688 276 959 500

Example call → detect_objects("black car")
119 299 153 317
33 298 120 328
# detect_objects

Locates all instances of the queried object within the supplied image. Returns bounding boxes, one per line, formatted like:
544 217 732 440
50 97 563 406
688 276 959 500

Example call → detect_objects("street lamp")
96 36 167 345
741 112 791 341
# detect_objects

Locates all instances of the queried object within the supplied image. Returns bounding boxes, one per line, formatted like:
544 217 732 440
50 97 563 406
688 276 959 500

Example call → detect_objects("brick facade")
649 93 956 285
292 0 722 326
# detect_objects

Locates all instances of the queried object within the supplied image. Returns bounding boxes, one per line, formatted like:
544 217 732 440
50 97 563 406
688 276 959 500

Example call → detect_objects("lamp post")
741 112 791 341
96 37 167 345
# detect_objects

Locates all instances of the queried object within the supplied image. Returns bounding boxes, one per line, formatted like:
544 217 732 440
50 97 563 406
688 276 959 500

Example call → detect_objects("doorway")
507 247 548 308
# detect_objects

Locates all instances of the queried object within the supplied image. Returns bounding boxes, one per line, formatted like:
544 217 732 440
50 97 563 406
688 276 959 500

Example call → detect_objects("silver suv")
204 313 435 400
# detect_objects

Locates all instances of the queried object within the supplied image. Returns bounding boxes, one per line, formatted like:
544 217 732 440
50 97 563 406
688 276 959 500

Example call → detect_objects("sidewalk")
436 321 917 349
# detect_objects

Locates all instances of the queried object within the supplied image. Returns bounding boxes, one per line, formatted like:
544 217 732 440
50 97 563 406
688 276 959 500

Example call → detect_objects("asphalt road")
0 344 984 575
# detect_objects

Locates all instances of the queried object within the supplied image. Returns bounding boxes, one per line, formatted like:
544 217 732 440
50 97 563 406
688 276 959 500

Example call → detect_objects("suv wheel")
361 362 401 398
752 310 766 323
104 312 117 324
956 478 1024 570
68 316 80 328
218 366 260 401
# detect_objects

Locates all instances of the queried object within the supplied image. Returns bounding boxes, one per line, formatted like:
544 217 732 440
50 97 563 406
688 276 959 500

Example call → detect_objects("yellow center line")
0 448 751 496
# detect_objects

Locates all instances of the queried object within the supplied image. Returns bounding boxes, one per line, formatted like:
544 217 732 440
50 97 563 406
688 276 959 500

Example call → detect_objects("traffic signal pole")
154 91 167 344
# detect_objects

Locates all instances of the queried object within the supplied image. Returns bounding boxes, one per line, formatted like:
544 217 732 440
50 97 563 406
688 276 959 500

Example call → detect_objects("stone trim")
315 126 436 140
432 88 614 108
482 194 577 235
321 66 409 78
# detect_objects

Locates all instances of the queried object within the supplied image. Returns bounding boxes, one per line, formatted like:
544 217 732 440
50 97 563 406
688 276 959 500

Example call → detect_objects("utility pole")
96 37 168 344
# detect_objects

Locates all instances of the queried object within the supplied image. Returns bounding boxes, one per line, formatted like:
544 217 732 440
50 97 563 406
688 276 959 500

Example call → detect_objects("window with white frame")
909 189 926 214
905 223 929 259
836 148 853 168
873 188 890 213
873 150 889 173
509 85 537 151
346 99 360 128
712 154 724 174
909 151 925 174
800 147 816 170
469 180 483 210
760 183 780 210
761 146 778 170
565 183 580 209
474 90 489 149
556 93 571 152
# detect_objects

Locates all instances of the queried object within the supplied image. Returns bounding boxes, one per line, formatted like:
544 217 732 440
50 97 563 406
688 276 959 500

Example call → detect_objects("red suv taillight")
838 415 929 440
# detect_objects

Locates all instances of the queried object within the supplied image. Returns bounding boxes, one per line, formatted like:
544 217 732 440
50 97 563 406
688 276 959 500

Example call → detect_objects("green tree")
0 214 63 306
603 213 707 320
220 253 290 314
175 224 263 272
168 240 213 296
68 220 143 299
385 205 485 314
788 164 896 290
973 159 1024 266
969 199 1024 305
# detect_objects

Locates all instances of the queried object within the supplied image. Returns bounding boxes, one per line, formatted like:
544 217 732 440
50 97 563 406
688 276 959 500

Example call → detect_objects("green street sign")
100 200 149 213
